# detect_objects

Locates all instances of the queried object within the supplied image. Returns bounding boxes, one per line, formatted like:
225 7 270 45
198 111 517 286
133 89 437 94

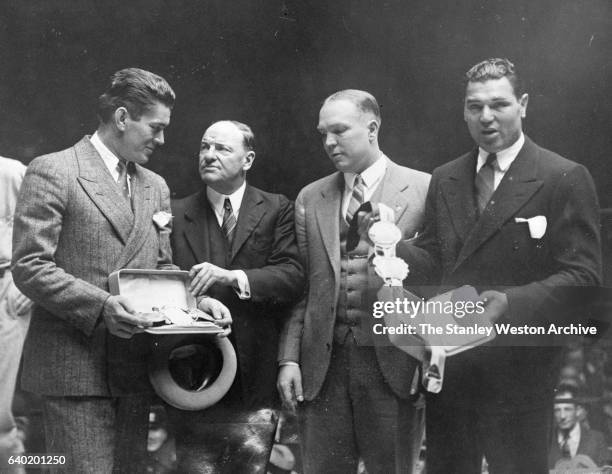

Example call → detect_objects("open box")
108 269 224 335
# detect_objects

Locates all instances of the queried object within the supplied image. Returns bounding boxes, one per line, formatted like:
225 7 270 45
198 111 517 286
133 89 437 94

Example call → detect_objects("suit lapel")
114 167 156 269
230 185 266 261
74 137 134 244
378 157 411 223
314 173 342 277
454 138 544 272
183 191 212 264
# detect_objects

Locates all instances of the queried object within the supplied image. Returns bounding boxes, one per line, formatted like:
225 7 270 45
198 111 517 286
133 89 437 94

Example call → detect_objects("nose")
324 133 337 149
480 105 494 123
154 130 165 146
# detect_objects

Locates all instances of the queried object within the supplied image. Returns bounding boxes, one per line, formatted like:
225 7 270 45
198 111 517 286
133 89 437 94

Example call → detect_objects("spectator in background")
549 384 609 469
146 405 176 474
0 157 32 473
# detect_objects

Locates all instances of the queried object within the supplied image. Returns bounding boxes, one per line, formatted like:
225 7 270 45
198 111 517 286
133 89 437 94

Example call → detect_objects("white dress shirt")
341 153 387 218
90 132 132 196
206 183 251 299
476 133 525 190
557 422 580 458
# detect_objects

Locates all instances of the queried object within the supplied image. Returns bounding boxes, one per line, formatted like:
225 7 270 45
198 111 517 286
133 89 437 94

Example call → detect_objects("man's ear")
368 120 380 142
114 107 130 132
242 151 255 171
519 93 529 118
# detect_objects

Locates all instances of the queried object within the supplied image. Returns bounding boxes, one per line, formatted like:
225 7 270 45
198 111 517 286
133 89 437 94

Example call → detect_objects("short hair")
97 68 175 123
465 58 524 97
324 89 381 124
554 383 580 405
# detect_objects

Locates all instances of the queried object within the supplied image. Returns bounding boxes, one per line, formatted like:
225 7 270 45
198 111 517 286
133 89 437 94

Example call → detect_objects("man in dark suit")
12 68 229 472
278 90 430 473
169 120 304 472
398 58 602 473
549 384 609 468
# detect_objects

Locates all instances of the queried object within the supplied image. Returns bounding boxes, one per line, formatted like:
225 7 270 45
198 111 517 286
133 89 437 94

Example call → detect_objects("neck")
97 126 125 162
207 179 244 196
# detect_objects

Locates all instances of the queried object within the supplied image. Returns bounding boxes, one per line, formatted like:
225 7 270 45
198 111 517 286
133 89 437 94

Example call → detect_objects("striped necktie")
345 174 365 223
222 198 237 245
116 160 131 202
474 153 497 215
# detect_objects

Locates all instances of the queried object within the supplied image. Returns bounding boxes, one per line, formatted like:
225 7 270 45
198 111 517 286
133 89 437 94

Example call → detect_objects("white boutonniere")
514 215 547 239
153 211 173 231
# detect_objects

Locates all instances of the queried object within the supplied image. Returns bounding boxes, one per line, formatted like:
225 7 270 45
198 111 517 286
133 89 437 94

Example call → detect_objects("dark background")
1 0 611 205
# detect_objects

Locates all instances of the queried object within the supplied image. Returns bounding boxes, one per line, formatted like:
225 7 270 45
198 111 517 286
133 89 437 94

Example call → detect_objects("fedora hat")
149 333 237 410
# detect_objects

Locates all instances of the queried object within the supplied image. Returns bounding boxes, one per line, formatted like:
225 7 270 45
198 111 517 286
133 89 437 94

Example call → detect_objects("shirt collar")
477 133 525 173
90 131 121 175
206 181 247 217
343 153 386 190
557 422 581 444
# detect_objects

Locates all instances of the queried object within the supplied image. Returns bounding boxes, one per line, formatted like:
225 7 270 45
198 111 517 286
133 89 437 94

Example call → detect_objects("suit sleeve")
242 194 304 306
11 157 109 336
397 170 442 290
277 189 308 363
504 163 602 323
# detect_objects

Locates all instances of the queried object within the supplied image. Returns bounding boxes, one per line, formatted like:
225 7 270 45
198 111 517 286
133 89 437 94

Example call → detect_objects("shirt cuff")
232 270 251 300
279 360 299 367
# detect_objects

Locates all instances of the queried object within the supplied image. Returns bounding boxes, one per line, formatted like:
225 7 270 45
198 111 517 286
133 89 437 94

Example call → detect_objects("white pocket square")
514 215 547 239
153 211 173 230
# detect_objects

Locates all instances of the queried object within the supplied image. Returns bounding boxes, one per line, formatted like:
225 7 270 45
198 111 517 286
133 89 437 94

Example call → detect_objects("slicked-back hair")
324 89 381 125
465 58 524 98
225 120 255 152
97 68 175 123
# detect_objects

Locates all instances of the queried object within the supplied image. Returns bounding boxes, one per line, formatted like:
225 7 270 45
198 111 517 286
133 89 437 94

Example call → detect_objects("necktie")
345 175 365 223
222 198 237 245
560 429 571 458
116 160 130 202
474 153 497 215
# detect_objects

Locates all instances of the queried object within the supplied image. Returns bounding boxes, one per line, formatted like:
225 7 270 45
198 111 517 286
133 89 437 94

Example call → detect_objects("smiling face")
317 99 379 174
115 101 171 165
198 121 254 194
464 77 528 153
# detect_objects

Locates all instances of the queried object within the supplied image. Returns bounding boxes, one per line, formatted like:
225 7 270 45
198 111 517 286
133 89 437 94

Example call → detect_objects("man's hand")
277 364 304 413
198 297 232 337
102 295 153 339
188 262 236 296
480 290 509 323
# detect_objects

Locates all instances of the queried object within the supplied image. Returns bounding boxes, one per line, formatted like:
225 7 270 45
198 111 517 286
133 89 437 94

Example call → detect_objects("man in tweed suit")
278 90 430 473
12 68 227 472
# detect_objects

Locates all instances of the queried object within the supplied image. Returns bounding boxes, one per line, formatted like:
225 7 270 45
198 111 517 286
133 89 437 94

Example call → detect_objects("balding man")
170 120 304 471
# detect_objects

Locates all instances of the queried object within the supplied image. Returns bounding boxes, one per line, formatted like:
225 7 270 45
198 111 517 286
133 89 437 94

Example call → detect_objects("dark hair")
324 89 381 124
465 58 524 97
97 68 175 123
226 120 255 152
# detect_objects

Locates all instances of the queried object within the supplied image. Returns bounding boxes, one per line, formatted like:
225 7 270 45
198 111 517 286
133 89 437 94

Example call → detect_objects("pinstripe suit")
12 136 174 472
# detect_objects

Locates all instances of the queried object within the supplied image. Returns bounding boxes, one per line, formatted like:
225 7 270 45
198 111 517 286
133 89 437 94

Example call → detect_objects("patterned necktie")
474 153 497 215
560 429 571 458
116 160 130 202
345 175 365 223
222 198 237 245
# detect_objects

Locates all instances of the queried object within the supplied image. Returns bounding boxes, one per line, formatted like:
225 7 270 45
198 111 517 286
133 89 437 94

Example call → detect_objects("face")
554 399 579 431
317 99 378 174
199 121 254 194
464 77 528 153
116 101 171 165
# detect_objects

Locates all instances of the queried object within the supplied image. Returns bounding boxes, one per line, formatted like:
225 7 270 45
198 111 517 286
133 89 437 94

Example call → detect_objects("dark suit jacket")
279 157 431 400
171 185 304 408
548 426 609 468
398 136 602 408
12 136 175 396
